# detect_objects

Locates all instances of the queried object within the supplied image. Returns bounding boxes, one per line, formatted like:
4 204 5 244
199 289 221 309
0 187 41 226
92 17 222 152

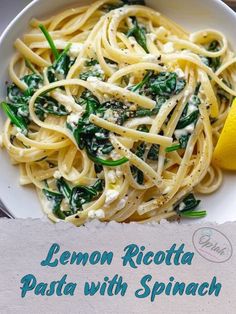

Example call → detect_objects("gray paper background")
0 220 235 313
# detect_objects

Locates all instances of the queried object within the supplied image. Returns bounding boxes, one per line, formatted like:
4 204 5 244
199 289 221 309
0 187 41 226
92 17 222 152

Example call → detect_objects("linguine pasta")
1 0 235 226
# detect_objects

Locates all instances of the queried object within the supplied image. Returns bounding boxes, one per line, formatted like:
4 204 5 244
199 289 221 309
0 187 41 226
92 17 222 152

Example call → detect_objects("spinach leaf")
85 59 99 67
97 100 132 125
135 96 166 117
43 189 67 220
1 102 28 134
176 110 199 129
127 17 148 53
22 74 43 95
123 0 145 6
44 178 105 218
179 134 190 149
39 24 59 60
165 144 181 153
79 60 104 81
4 74 44 132
47 44 75 83
130 71 153 92
79 69 103 81
70 179 105 212
56 177 72 200
176 95 200 130
25 59 37 74
201 40 221 72
8 74 43 103
131 142 146 185
174 194 206 219
165 134 190 153
147 144 159 160
150 72 186 97
35 96 69 120
67 91 129 167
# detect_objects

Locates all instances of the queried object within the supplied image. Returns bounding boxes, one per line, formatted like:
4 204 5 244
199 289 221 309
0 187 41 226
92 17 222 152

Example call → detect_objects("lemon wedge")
213 99 236 170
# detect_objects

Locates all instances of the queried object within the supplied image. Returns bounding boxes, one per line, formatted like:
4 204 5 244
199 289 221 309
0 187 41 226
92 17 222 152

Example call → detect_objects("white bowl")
0 0 236 222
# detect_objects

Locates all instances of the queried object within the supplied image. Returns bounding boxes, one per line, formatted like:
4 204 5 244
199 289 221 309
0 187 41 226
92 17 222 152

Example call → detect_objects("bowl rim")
0 0 235 45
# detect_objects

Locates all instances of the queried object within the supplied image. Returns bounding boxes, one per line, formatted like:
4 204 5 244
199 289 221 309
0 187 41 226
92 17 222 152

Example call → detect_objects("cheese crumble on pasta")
1 0 235 225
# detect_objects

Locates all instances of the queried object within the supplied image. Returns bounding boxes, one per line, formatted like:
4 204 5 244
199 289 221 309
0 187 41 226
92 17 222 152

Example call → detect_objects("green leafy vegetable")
39 24 59 60
150 72 186 97
147 144 159 160
179 134 190 149
43 178 105 219
43 189 66 220
35 96 69 120
130 71 153 92
135 96 166 117
1 102 28 134
176 95 201 130
70 179 105 212
201 40 221 72
175 194 206 219
165 144 181 153
87 151 129 167
2 74 44 133
127 17 148 53
79 60 104 81
47 44 75 83
79 69 103 81
25 59 37 74
67 90 129 166
85 59 99 67
56 177 72 199
123 0 145 4
176 110 199 130
165 134 190 153
131 142 146 185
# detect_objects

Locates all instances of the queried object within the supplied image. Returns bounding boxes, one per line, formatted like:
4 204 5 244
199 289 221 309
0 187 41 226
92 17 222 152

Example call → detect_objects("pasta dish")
1 0 235 225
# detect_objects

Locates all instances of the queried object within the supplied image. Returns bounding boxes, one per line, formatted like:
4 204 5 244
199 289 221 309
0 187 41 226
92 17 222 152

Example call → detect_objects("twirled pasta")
1 0 235 225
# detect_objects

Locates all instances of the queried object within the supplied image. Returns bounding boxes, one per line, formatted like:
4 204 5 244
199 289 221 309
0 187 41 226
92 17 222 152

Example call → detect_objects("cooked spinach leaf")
201 40 221 72
176 95 200 130
150 72 186 97
130 71 154 92
3 74 44 132
43 189 67 220
127 17 148 53
70 179 105 212
1 102 28 134
35 96 69 120
67 91 129 166
85 59 99 67
79 69 103 81
147 144 159 160
174 193 206 219
56 177 72 199
131 142 146 185
44 178 105 219
179 134 190 149
135 96 166 117
176 110 199 129
25 59 37 75
123 0 145 4
39 24 59 60
47 44 75 82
